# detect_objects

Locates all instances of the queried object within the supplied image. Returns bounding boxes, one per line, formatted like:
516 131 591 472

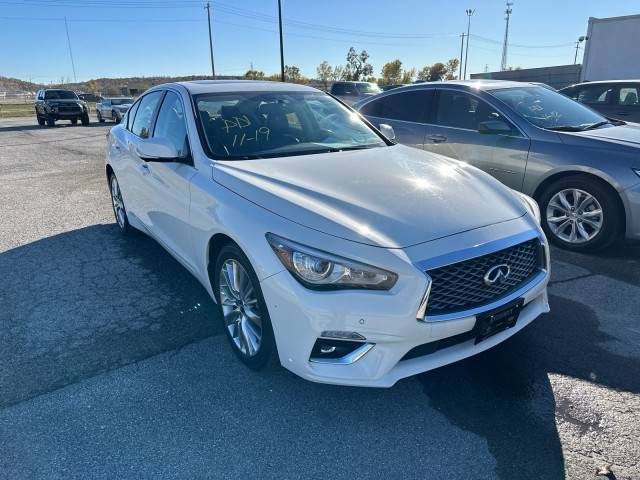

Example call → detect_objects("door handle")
139 163 150 175
429 134 447 143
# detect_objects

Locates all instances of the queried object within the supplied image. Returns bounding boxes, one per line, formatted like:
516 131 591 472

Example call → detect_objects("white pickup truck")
96 97 134 123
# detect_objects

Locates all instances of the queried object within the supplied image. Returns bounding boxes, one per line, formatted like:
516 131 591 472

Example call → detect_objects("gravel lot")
1 116 639 479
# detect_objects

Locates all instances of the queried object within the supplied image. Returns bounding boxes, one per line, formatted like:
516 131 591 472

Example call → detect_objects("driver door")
424 90 530 190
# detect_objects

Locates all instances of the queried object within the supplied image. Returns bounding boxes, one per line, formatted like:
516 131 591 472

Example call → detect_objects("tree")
380 59 403 85
244 69 265 80
331 65 346 81
444 58 460 80
316 61 333 90
417 66 430 82
344 47 373 81
284 65 302 83
401 67 416 84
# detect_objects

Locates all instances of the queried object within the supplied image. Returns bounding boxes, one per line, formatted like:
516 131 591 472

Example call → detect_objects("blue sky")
1 0 639 84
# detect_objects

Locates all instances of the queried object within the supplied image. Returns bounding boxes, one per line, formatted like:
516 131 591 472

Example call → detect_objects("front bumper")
260 220 550 388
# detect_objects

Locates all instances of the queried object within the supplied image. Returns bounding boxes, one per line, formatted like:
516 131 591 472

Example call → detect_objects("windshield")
195 91 387 160
357 83 382 94
44 90 78 100
111 98 134 105
489 86 607 130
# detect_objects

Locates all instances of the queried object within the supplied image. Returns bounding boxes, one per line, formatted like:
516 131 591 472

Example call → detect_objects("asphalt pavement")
1 116 639 479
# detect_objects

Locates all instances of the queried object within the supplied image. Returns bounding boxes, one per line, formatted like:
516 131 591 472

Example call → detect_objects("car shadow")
0 224 220 408
417 292 640 478
0 122 109 133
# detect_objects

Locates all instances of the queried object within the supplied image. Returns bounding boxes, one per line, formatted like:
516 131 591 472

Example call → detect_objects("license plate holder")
474 298 524 344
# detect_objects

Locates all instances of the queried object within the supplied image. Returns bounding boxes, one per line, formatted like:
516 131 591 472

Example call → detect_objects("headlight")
266 233 397 290
513 191 541 223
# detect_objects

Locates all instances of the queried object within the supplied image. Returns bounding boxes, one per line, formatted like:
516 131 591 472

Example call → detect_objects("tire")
46 116 55 127
213 244 276 370
108 173 134 235
81 113 90 126
37 116 45 126
71 118 78 125
98 111 105 123
112 111 120 124
539 175 621 252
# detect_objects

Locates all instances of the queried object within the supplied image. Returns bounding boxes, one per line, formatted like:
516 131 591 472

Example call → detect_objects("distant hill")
0 74 242 96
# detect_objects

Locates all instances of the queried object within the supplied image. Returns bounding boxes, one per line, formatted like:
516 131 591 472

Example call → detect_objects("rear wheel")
97 110 105 123
539 175 621 252
109 173 134 235
213 244 276 370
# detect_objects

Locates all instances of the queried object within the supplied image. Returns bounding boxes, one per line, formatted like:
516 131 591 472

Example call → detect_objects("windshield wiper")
583 121 610 130
544 125 585 132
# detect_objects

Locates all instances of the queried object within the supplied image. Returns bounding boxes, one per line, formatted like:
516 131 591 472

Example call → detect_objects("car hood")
212 145 527 248
567 123 640 148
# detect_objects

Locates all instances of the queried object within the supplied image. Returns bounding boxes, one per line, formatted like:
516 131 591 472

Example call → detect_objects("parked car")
559 80 640 123
96 97 135 123
105 80 549 387
78 92 103 103
355 81 640 251
34 89 90 127
330 81 381 105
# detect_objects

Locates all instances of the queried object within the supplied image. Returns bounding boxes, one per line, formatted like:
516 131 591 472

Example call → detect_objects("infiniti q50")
105 80 549 387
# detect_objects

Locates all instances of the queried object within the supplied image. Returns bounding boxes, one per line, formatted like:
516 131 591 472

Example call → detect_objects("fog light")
309 338 374 364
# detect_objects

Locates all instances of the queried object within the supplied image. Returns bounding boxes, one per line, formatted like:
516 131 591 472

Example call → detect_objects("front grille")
425 239 541 316
59 105 81 112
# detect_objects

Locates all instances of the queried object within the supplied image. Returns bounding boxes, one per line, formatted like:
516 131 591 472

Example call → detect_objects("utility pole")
463 9 474 80
458 33 465 80
205 2 215 78
278 0 285 82
500 2 513 71
574 35 588 64
64 17 77 83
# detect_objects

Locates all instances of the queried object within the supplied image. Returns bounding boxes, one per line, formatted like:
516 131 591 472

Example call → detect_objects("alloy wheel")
546 188 603 244
110 176 126 229
219 259 263 357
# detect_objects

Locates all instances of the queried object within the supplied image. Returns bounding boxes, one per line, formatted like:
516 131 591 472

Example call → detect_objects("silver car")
355 81 640 251
96 97 135 124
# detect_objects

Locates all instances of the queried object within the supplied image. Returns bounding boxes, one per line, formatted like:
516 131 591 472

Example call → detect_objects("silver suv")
355 81 640 251
330 81 381 106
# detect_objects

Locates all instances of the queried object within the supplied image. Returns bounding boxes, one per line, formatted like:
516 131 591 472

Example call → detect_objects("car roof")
563 80 640 87
163 80 319 95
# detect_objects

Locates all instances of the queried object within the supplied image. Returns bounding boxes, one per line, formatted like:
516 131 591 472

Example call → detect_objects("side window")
153 91 189 158
618 87 639 106
131 91 163 139
576 85 613 105
104 99 111 107
360 90 431 123
436 90 513 132
331 83 345 95
126 100 141 131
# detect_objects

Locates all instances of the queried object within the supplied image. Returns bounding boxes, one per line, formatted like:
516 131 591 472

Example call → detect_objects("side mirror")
135 137 181 162
478 120 512 135
379 123 396 141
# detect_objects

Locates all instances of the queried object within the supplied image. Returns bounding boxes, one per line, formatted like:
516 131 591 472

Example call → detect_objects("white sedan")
105 80 550 387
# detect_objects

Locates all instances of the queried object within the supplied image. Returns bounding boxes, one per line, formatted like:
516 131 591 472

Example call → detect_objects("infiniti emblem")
484 263 511 286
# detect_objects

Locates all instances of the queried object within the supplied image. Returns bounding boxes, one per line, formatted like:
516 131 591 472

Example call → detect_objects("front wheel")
539 175 621 252
81 113 90 126
71 118 78 125
46 116 55 127
213 244 276 370
97 111 105 123
37 116 45 126
112 111 121 123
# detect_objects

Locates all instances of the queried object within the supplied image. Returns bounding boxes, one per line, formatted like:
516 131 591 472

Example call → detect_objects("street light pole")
278 0 285 82
459 32 465 80
574 35 588 64
463 9 474 80
205 2 215 79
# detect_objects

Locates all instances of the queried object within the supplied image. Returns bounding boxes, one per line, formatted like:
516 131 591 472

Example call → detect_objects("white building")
581 14 640 81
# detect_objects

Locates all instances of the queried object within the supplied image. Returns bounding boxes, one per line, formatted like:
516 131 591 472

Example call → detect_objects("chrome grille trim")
424 239 542 316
